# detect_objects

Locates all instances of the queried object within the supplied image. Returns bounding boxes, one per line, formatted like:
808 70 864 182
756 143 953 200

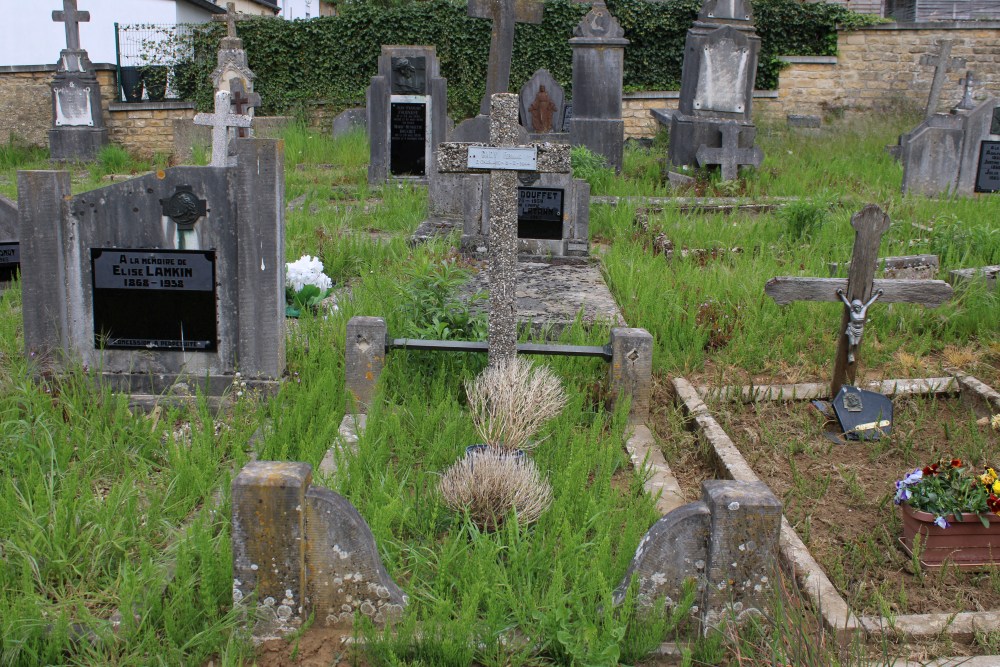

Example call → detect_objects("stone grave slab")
0 195 17 286
519 69 567 142
17 138 285 403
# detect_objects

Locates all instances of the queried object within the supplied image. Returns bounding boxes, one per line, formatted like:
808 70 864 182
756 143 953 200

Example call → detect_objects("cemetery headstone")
211 3 256 94
919 39 965 118
955 71 979 112
332 107 366 138
49 0 109 161
438 93 572 366
0 196 18 287
229 78 260 139
695 120 762 181
667 0 762 176
569 1 629 173
194 90 252 167
519 69 567 141
17 138 285 402
765 205 954 397
366 45 447 185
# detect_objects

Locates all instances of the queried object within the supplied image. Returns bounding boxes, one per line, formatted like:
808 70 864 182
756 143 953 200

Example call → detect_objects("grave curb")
672 374 1000 645
623 424 686 515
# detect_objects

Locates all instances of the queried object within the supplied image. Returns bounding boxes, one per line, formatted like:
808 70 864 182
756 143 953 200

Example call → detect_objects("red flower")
988 495 1000 513
951 459 962 468
923 464 940 476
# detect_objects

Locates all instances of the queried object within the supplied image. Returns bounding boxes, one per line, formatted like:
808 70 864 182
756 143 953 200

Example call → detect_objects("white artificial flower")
285 255 333 292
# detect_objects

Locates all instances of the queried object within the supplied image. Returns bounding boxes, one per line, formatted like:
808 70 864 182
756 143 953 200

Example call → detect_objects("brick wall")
622 91 780 139
107 102 196 159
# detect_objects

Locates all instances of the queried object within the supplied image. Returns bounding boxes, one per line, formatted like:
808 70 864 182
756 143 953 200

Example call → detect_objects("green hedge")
174 0 877 119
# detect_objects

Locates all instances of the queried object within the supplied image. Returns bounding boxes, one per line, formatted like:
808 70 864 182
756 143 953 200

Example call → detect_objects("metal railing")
114 22 197 103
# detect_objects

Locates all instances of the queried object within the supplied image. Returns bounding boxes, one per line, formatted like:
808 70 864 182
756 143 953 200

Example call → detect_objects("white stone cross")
194 90 252 167
438 93 571 367
52 0 90 52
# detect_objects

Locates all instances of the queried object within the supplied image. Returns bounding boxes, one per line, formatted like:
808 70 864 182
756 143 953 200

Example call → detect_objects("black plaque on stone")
517 187 564 240
90 248 217 351
991 107 1000 136
562 104 573 133
832 386 893 442
0 241 19 282
391 56 426 95
390 102 427 176
975 140 1000 193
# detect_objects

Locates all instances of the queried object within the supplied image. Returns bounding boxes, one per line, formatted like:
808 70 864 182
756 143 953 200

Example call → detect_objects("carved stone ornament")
160 185 208 230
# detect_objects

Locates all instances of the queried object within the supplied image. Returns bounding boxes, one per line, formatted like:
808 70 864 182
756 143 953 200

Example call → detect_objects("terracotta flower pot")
899 502 1000 570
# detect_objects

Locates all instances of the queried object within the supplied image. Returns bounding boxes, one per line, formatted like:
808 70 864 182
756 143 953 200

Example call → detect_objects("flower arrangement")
285 254 333 317
894 458 1000 528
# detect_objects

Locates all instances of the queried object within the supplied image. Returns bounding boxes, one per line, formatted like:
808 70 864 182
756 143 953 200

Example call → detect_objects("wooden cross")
695 121 762 181
438 93 571 367
468 0 544 116
956 70 979 111
919 40 966 119
764 205 954 398
229 78 260 139
193 90 252 167
52 0 90 52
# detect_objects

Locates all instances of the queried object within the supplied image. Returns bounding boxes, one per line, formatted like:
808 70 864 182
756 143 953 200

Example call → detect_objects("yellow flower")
994 480 1000 494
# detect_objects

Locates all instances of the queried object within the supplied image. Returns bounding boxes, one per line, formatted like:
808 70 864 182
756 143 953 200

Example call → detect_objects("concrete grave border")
672 372 1000 644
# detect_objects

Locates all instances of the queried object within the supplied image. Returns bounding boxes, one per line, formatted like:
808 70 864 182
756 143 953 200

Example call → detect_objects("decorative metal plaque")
467 147 537 171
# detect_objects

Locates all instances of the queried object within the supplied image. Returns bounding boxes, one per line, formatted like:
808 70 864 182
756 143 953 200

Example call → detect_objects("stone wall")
107 102 196 159
622 91 780 140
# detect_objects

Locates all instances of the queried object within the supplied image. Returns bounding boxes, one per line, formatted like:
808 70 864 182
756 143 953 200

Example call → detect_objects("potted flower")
894 458 1000 568
285 254 334 317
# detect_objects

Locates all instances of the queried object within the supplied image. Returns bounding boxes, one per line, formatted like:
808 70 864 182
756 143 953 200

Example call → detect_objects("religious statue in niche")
837 288 883 364
390 57 426 95
529 86 557 133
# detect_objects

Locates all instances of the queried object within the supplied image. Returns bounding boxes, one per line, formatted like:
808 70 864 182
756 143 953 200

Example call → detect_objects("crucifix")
468 0 544 116
764 204 954 398
193 90 252 167
229 78 260 139
955 70 979 111
695 121 762 181
438 93 571 366
52 0 90 52
919 40 966 119
212 2 242 40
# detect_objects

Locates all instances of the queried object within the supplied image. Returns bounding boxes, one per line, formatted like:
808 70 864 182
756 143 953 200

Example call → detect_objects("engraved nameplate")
467 147 537 171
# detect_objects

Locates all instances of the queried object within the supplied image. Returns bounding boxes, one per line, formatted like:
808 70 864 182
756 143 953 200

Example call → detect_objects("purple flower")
902 469 923 485
934 515 949 529
894 487 912 504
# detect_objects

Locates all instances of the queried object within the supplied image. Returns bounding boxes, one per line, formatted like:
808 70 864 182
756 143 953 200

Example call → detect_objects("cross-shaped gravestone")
764 205 954 398
52 0 90 52
695 122 762 181
955 70 979 111
438 93 571 367
213 2 243 40
468 0 544 116
919 40 966 119
193 90 252 167
229 78 260 139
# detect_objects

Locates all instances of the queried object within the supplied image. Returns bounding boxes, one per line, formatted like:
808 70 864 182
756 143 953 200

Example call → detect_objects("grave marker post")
695 121 763 181
438 93 571 366
468 0 544 115
919 40 966 118
764 205 954 397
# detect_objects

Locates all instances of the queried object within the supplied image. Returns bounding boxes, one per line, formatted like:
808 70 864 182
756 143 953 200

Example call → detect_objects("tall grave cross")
52 0 90 52
194 90 252 167
764 205 954 397
696 121 763 181
438 93 571 366
919 40 966 119
229 78 260 139
468 0 544 115
213 2 241 40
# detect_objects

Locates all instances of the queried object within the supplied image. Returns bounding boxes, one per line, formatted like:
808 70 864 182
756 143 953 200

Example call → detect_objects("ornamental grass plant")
894 458 1000 528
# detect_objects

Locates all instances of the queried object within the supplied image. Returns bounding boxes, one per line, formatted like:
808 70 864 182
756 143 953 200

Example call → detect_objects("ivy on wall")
173 0 876 119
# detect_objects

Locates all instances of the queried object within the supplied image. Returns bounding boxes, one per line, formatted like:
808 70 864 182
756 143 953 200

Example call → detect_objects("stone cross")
52 0 90 52
213 2 240 39
919 40 966 119
468 0 544 115
764 205 954 398
695 122 762 181
956 70 979 111
193 90 252 167
229 78 260 139
437 93 571 366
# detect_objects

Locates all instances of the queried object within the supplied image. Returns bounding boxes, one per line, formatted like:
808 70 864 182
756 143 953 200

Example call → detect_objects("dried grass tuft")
465 356 567 452
438 450 552 530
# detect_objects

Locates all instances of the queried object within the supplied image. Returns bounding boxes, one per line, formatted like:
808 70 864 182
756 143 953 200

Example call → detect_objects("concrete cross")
919 40 966 119
193 90 252 167
213 2 240 40
229 78 260 139
956 70 979 111
765 205 954 398
695 122 762 181
468 0 544 115
52 0 90 52
438 93 571 367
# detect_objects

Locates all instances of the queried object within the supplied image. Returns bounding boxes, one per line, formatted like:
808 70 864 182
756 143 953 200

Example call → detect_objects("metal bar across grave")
388 338 613 361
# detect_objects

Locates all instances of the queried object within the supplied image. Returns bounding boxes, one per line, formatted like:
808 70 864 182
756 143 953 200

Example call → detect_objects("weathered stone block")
345 316 387 413
608 327 653 424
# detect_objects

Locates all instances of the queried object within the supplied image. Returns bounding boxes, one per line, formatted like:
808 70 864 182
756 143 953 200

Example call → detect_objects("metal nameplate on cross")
438 93 570 366
194 90 252 167
468 0 544 115
53 0 90 52
919 39 966 119
764 204 954 397
696 121 762 181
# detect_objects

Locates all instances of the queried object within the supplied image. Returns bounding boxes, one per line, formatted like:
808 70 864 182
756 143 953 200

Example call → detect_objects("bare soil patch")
252 627 363 667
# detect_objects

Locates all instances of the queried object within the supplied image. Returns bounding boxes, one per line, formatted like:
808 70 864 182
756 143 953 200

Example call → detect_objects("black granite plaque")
390 102 426 176
517 187 563 240
562 104 573 133
975 140 1000 193
833 386 893 442
90 248 217 351
991 107 1000 136
391 56 426 95
0 241 19 282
